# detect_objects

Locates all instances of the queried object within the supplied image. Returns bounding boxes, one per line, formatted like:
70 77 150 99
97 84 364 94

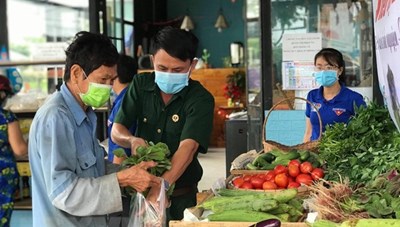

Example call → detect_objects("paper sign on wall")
282 33 322 90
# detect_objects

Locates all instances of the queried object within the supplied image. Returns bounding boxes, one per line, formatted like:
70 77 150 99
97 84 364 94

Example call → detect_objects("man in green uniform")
111 26 215 221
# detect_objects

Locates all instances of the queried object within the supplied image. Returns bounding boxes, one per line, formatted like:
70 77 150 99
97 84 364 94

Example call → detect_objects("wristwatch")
162 178 170 191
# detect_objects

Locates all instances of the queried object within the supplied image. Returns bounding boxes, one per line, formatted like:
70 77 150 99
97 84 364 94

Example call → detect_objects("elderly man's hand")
117 161 160 192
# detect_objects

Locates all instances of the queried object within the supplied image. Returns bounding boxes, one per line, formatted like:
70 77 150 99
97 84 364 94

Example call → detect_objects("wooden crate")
170 221 308 227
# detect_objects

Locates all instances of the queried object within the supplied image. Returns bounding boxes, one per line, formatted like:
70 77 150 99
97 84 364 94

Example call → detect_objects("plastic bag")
128 179 167 227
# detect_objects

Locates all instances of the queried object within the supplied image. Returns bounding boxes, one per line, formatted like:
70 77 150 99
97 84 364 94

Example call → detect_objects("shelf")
14 197 32 210
0 59 64 67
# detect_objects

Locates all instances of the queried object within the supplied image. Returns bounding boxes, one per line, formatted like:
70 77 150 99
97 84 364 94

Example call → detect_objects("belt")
171 184 198 197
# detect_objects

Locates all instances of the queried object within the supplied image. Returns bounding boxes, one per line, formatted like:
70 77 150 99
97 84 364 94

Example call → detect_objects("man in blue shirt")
107 54 137 164
28 31 160 226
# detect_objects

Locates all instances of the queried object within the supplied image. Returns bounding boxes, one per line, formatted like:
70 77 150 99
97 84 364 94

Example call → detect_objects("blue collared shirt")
305 84 366 141
107 87 136 162
28 83 122 227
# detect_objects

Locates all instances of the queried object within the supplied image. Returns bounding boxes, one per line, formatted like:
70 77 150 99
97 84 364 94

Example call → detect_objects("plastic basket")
262 97 322 153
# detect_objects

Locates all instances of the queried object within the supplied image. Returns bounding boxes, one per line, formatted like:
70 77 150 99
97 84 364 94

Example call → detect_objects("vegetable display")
319 102 400 185
230 149 325 190
199 188 304 222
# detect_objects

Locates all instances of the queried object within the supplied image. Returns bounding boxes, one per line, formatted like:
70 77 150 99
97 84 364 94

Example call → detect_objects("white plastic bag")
128 179 167 227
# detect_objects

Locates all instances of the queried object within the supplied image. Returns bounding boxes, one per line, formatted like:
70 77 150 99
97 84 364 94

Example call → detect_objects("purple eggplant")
249 218 281 227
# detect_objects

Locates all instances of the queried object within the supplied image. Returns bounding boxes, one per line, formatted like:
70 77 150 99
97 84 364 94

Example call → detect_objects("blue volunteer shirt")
305 84 366 141
107 87 136 162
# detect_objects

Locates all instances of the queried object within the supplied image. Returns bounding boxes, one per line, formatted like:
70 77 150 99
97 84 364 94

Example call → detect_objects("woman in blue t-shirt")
303 48 366 142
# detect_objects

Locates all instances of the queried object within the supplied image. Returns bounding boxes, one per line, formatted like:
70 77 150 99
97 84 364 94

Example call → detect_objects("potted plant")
223 70 246 106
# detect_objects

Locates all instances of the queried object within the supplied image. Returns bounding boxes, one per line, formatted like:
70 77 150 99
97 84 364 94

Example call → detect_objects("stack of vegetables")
198 188 304 223
230 149 324 190
306 102 400 225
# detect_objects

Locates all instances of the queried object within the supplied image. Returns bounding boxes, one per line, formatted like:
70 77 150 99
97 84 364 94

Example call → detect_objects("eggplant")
249 218 281 227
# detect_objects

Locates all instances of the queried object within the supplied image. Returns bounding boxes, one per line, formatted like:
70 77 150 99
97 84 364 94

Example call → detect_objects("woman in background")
303 48 366 142
0 75 28 226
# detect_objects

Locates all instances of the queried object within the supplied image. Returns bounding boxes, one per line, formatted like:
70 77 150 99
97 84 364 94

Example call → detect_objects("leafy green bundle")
319 102 400 185
113 141 174 194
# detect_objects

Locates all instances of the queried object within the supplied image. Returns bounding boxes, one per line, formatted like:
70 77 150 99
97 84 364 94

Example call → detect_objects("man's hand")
129 137 147 155
117 161 160 192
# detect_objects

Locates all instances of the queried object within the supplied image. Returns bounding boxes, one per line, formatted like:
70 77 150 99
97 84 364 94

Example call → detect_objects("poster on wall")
372 0 400 130
282 33 322 90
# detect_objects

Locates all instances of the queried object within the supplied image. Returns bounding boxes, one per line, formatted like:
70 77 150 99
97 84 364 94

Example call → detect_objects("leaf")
113 148 127 158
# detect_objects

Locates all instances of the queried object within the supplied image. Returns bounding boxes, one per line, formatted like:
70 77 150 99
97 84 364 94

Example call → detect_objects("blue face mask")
154 70 189 94
314 70 338 87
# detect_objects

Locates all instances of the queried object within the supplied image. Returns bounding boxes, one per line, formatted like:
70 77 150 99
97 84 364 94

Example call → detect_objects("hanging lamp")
214 9 228 32
180 15 194 31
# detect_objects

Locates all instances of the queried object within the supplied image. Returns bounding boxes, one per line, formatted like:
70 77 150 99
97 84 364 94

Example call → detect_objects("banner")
372 0 400 130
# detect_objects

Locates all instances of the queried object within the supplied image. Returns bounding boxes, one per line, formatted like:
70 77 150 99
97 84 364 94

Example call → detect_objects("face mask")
314 70 338 87
154 70 189 94
78 71 112 108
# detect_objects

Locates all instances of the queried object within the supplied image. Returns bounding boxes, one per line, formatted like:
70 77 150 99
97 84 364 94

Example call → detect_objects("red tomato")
243 175 252 182
265 171 276 181
287 182 301 189
240 181 254 189
287 176 295 183
250 176 265 189
257 174 267 180
288 165 300 178
296 173 313 186
274 165 287 175
288 159 301 167
274 173 289 188
311 168 325 180
232 177 244 188
300 161 314 174
262 181 278 190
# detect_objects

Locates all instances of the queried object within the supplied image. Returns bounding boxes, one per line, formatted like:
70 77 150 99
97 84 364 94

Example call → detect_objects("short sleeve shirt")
107 87 136 162
305 85 366 141
114 72 215 188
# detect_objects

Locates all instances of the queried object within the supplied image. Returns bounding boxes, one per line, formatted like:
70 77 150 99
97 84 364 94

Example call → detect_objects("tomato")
288 159 301 167
240 181 254 189
296 173 313 186
243 174 252 182
274 173 289 188
287 176 295 183
311 168 325 180
288 165 300 178
274 165 287 175
232 177 244 188
265 171 276 181
250 176 265 189
300 161 314 174
257 174 267 180
262 181 278 190
287 182 301 189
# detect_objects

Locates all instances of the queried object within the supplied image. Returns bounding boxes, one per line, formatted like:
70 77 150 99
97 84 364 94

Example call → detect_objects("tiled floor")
10 147 226 226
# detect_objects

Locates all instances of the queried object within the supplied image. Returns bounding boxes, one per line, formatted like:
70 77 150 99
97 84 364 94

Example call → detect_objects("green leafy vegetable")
319 102 400 185
112 141 174 195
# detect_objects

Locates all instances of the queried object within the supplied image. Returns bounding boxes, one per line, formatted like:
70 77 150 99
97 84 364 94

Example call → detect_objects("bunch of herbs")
319 102 400 185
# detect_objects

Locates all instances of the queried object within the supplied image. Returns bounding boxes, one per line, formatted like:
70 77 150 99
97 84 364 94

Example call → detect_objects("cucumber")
269 203 291 214
216 188 298 203
208 209 280 222
340 219 400 227
210 198 278 213
312 220 339 227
